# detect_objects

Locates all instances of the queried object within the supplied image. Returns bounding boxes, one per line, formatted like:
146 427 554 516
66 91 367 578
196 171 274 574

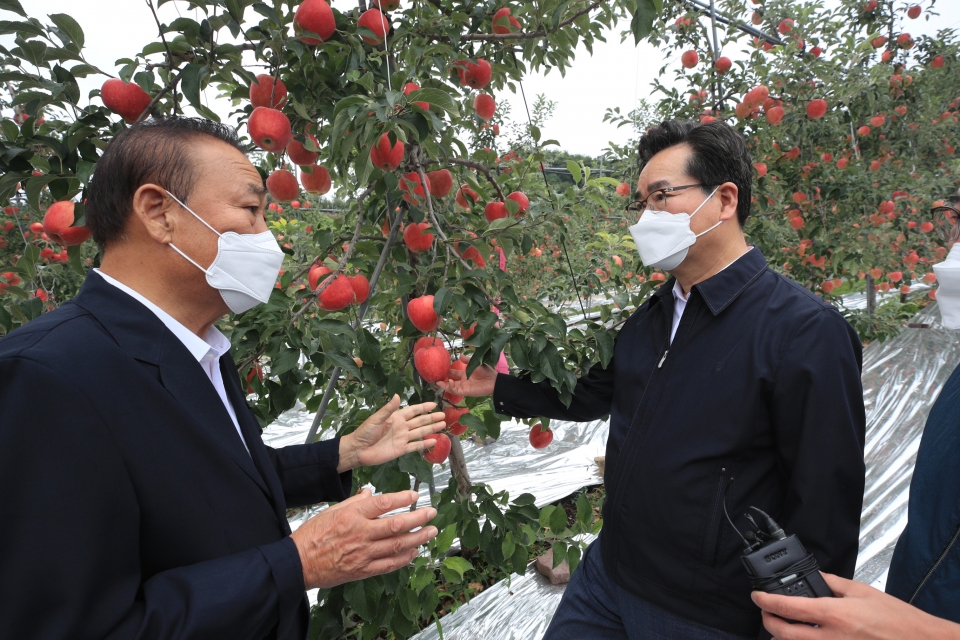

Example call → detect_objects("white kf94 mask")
934 243 960 330
166 191 284 314
629 186 721 271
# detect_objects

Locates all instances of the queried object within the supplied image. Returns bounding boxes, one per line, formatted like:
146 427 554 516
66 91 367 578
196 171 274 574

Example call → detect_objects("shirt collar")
94 269 230 363
653 247 767 316
672 279 689 302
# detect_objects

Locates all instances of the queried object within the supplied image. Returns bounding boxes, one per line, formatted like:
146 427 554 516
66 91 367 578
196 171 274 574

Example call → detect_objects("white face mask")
629 186 721 271
166 191 284 314
933 243 960 330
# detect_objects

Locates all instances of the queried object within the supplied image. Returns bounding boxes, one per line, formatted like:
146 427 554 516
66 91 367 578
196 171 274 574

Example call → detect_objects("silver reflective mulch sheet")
262 299 957 639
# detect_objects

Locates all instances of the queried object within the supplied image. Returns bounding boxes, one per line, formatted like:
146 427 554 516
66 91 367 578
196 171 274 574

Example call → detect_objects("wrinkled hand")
338 394 446 472
752 572 960 640
435 355 497 398
291 488 438 589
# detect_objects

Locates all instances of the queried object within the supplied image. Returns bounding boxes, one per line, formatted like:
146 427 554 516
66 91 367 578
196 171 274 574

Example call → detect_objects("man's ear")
718 182 739 222
132 184 177 244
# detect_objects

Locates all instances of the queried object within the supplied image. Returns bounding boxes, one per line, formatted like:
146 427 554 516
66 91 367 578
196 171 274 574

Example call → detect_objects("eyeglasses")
626 183 715 214
932 205 960 243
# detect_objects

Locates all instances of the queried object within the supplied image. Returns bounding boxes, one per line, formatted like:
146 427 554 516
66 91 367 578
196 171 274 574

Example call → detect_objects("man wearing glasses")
440 119 866 639
751 193 960 639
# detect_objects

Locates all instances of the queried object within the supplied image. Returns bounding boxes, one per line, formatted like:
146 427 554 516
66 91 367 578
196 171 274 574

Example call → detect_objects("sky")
12 0 960 157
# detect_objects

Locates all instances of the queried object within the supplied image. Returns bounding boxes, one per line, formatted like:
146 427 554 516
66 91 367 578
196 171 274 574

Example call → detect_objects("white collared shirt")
94 269 248 453
670 247 754 344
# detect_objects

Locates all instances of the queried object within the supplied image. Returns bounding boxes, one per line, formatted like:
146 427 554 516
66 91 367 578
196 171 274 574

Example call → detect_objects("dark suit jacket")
0 271 350 639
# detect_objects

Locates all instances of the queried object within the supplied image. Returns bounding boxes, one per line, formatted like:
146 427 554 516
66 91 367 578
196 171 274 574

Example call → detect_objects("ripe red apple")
308 264 332 290
295 0 336 44
350 274 370 303
864 0 878 10
444 406 470 436
821 280 835 294
753 162 768 177
784 146 801 160
287 134 319 165
870 159 881 171
778 18 794 34
249 107 292 152
792 191 807 203
871 35 886 49
492 7 522 34
100 79 152 122
426 169 453 197
765 106 785 125
414 336 443 354
680 49 699 68
369 133 404 170
810 45 822 57
415 344 451 382
857 125 871 136
920 221 934 233
529 423 553 449
474 93 496 120
422 433 451 464
789 216 805 229
403 82 429 110
714 56 732 73
806 99 827 119
461 323 476 340
407 295 440 332
837 157 849 169
301 165 332 194
897 33 914 49
743 85 769 108
399 171 430 205
357 8 389 44
456 59 492 89
932 55 944 69
506 191 529 216
455 185 478 209
881 50 894 63
907 5 921 19
870 115 885 127
318 275 356 310
888 271 903 283
266 169 299 202
249 74 287 109
42 201 91 246
403 221 434 252
484 201 507 222
924 272 937 284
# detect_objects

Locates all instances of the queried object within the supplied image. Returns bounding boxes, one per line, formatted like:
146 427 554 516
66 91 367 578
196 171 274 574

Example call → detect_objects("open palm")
351 395 447 467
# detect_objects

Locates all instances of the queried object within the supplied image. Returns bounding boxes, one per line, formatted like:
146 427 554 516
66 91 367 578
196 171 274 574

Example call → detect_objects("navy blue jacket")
0 271 350 639
494 248 866 637
886 361 960 622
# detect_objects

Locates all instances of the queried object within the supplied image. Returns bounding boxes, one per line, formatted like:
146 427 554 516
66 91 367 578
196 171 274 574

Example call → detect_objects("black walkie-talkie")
723 483 834 599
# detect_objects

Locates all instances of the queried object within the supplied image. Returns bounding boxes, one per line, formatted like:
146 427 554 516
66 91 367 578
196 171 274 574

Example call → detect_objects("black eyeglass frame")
625 183 716 214
932 205 960 243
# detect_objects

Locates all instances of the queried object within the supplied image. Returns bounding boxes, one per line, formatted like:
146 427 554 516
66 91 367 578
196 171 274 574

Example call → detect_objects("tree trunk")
448 434 472 497
866 273 877 315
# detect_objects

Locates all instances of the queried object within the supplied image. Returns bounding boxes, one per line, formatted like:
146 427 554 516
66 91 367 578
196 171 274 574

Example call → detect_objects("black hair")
638 119 753 226
86 116 248 250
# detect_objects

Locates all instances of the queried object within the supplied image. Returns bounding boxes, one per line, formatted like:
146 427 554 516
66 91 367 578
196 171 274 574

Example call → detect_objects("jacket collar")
652 247 768 316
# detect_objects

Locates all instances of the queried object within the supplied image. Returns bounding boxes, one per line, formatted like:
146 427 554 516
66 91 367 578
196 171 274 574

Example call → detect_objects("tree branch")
414 155 475 273
459 0 606 41
134 66 186 124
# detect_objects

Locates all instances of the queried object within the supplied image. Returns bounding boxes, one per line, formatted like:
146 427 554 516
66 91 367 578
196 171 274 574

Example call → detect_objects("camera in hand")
724 487 834 599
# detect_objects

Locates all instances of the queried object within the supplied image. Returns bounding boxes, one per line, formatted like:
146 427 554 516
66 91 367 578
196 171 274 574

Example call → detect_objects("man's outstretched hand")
291 488 438 590
338 395 446 472
435 355 497 398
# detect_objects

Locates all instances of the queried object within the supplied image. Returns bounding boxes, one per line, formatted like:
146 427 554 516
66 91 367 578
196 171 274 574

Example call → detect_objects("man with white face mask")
440 120 866 639
751 194 960 639
0 117 445 639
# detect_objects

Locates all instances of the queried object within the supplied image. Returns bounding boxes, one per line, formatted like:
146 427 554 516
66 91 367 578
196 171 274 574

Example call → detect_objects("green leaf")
631 0 660 44
567 544 582 574
433 287 453 315
180 63 207 110
511 545 528 575
459 412 484 435
406 87 459 116
551 541 567 568
442 556 473 581
539 504 555 529
434 524 457 554
566 160 582 185
461 517 480 549
549 502 567 533
501 531 516 559
0 0 27 17
48 13 84 48
576 492 593 528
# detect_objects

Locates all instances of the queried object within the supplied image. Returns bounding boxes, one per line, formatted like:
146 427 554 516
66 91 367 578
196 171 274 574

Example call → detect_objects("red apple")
753 162 768 177
350 274 370 303
369 133 404 170
300 165 332 194
484 201 507 222
529 423 553 449
456 59 492 89
415 344 451 382
266 169 299 202
407 295 440 332
765 106 785 125
871 35 887 48
426 169 453 197
42 201 91 246
373 0 400 10
455 185 479 209
907 5 921 19
474 93 496 120
680 49 699 68
714 56 732 73
357 8 389 45
414 336 443 354
461 323 476 340
100 79 152 123
506 191 529 216
492 7 522 34
249 107 292 152
308 264 332 290
318 274 356 310
897 33 914 49
870 115 886 127
422 433 451 464
403 221 434 252
399 171 430 205
778 18 794 34
806 99 827 119
932 55 944 69
286 134 319 165
403 82 429 110
857 125 871 136
249 74 287 109
444 406 470 435
295 0 336 44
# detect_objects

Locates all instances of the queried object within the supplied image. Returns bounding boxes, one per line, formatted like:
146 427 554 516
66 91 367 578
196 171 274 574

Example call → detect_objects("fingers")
760 610 818 640
396 401 439 421
751 591 824 625
407 420 447 442
406 437 440 454
819 572 854 597
373 394 402 418
370 505 438 541
353 489 420 519
325 487 371 513
367 521 439 559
